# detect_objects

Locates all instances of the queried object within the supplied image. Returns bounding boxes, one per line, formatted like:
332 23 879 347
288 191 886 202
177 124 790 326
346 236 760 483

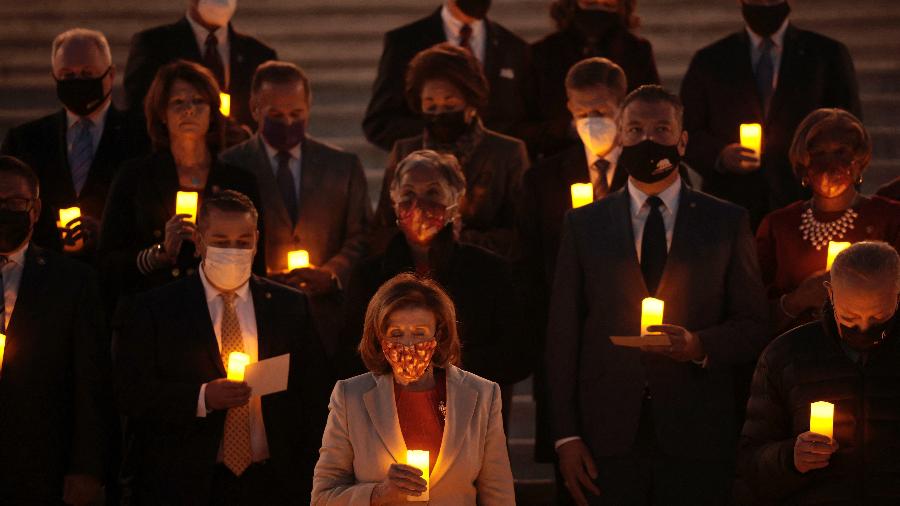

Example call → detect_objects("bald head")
830 241 900 332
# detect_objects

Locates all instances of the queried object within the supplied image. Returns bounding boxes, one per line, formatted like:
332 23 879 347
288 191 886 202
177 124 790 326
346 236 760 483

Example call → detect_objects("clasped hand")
640 324 706 362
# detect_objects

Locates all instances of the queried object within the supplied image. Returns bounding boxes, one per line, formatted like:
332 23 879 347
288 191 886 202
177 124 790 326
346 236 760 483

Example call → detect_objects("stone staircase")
1 1 897 504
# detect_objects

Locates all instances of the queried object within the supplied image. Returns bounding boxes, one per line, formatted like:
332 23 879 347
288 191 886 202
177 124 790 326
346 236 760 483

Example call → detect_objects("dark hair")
251 60 311 103
789 108 872 179
550 0 640 31
565 57 628 101
620 84 684 126
359 273 462 375
144 60 225 153
197 189 259 228
0 155 39 198
404 43 489 114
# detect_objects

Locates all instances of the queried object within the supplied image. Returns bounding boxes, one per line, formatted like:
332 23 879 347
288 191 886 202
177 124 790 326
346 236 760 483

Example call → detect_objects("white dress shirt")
1 243 28 330
66 100 110 172
262 138 302 199
746 18 789 90
186 10 231 89
441 3 486 64
196 266 270 463
627 176 681 262
585 145 621 190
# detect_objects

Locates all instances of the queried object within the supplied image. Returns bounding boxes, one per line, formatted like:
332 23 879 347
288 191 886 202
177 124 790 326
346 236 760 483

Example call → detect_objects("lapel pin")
265 292 272 299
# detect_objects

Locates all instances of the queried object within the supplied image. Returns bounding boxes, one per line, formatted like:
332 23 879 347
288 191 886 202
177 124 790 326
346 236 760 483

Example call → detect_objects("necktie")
204 32 226 89
70 118 94 196
592 159 611 200
755 37 775 115
459 24 473 54
275 151 299 225
0 256 8 334
220 292 252 476
641 196 667 295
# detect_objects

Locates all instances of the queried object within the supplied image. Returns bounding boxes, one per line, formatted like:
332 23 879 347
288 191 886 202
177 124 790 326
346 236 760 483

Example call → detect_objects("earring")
801 177 809 188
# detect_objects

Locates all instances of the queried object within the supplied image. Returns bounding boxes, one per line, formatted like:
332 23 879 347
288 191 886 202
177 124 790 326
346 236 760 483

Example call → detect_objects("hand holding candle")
226 352 250 382
175 191 199 223
826 241 851 271
405 450 430 502
570 183 594 209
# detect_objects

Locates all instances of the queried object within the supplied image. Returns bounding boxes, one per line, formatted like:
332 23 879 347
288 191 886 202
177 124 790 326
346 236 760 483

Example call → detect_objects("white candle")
405 450 430 502
641 297 664 336
810 401 834 440
175 191 199 224
226 352 250 382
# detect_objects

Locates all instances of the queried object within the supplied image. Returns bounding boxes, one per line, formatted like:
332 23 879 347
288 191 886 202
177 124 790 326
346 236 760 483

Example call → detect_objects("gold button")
171 268 181 277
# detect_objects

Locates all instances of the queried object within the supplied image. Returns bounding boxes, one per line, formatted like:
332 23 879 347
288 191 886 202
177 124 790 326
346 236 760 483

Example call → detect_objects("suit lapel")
655 183 699 298
175 17 203 62
51 110 78 202
80 106 120 198
608 189 644 291
482 20 501 82
431 366 477 487
560 146 590 189
5 246 50 341
187 275 226 376
250 136 293 231
294 139 325 236
227 24 246 93
363 374 407 464
249 277 272 360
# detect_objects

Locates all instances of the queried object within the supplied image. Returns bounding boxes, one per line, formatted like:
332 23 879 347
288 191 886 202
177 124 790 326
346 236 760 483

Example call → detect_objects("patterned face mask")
381 339 438 385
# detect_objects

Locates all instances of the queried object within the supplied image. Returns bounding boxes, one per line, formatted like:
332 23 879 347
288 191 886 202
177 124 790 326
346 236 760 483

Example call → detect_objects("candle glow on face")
826 241 851 271
219 92 231 117
641 297 664 336
405 450 430 502
740 123 762 162
175 191 199 224
57 207 81 228
570 183 594 209
226 352 250 382
287 250 310 271
810 401 834 440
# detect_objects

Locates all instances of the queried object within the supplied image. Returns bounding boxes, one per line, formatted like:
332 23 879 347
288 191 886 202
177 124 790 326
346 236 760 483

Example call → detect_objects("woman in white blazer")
312 273 515 505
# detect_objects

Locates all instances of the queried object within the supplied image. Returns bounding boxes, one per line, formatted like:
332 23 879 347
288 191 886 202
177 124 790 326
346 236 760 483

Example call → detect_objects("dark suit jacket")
681 24 861 228
531 26 660 158
124 17 277 128
877 175 900 202
362 8 539 151
546 184 768 461
220 134 372 285
0 246 111 503
114 275 333 505
98 151 265 307
0 106 150 256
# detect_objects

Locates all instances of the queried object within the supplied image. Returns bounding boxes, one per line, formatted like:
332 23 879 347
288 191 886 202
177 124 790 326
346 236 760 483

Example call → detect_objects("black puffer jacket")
738 304 900 505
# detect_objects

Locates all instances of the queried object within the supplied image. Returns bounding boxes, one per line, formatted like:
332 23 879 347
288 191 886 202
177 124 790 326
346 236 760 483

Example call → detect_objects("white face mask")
575 116 618 157
197 0 237 28
202 246 253 291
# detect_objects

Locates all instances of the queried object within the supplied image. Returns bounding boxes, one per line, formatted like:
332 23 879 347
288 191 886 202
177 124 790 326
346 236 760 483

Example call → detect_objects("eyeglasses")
0 198 34 212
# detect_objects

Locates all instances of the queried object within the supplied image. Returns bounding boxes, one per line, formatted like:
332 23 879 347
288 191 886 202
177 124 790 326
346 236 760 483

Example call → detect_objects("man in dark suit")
681 0 861 228
124 0 277 129
115 190 333 505
362 0 538 151
1 28 149 259
0 156 112 506
548 86 769 505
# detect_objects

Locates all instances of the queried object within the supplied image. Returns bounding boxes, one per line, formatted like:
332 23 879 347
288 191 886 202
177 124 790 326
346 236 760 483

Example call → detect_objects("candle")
226 352 250 382
219 92 231 117
405 450 430 502
641 297 664 336
0 333 5 375
826 241 851 271
740 123 762 163
287 250 310 271
570 183 594 209
810 401 834 439
57 207 81 228
175 191 199 223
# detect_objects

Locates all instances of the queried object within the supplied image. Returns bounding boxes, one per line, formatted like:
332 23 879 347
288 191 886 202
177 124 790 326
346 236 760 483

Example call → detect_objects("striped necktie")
69 118 94 196
220 291 252 476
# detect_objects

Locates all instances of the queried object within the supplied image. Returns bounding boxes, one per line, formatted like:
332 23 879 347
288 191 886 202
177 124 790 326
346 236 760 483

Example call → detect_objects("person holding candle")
756 109 900 334
738 241 900 504
312 273 515 505
547 85 768 505
680 0 861 229
115 190 333 504
340 150 528 428
0 156 114 505
372 43 529 259
98 60 264 312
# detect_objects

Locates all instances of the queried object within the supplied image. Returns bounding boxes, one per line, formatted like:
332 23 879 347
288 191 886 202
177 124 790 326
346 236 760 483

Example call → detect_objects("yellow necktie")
220 292 252 476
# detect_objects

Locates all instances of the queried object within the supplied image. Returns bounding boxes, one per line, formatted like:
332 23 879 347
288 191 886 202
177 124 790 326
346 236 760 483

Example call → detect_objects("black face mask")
742 1 791 37
261 117 305 152
619 139 681 184
455 0 491 20
838 315 894 352
55 67 112 117
572 8 621 37
423 110 470 144
0 210 33 253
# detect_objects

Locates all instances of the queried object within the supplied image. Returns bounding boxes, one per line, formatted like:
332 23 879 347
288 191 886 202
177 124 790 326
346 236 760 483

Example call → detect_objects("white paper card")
245 353 290 396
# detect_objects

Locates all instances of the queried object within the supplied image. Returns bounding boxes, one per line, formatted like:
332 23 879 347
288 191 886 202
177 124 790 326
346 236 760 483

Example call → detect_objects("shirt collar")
4 242 28 266
261 137 302 161
745 18 789 49
585 144 621 169
186 10 228 48
66 99 111 131
627 175 682 217
441 3 485 39
199 262 251 305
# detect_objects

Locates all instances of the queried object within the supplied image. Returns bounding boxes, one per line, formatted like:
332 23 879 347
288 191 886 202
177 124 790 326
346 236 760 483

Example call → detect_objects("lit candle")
405 450 430 502
287 250 310 271
175 191 199 223
0 333 5 374
226 352 250 382
641 297 664 336
810 401 834 440
740 123 762 163
570 183 594 209
57 207 81 228
826 241 851 271
219 92 231 117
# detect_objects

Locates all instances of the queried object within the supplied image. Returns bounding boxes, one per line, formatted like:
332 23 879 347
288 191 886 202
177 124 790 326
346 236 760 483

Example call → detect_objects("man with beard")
739 241 900 504
0 156 112 505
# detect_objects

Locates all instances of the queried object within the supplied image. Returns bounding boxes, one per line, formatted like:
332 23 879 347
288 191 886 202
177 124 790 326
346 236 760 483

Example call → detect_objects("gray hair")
389 150 466 203
832 241 900 293
51 28 112 67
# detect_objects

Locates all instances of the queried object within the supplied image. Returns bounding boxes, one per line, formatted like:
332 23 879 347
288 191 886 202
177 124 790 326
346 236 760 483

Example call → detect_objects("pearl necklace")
799 206 857 250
